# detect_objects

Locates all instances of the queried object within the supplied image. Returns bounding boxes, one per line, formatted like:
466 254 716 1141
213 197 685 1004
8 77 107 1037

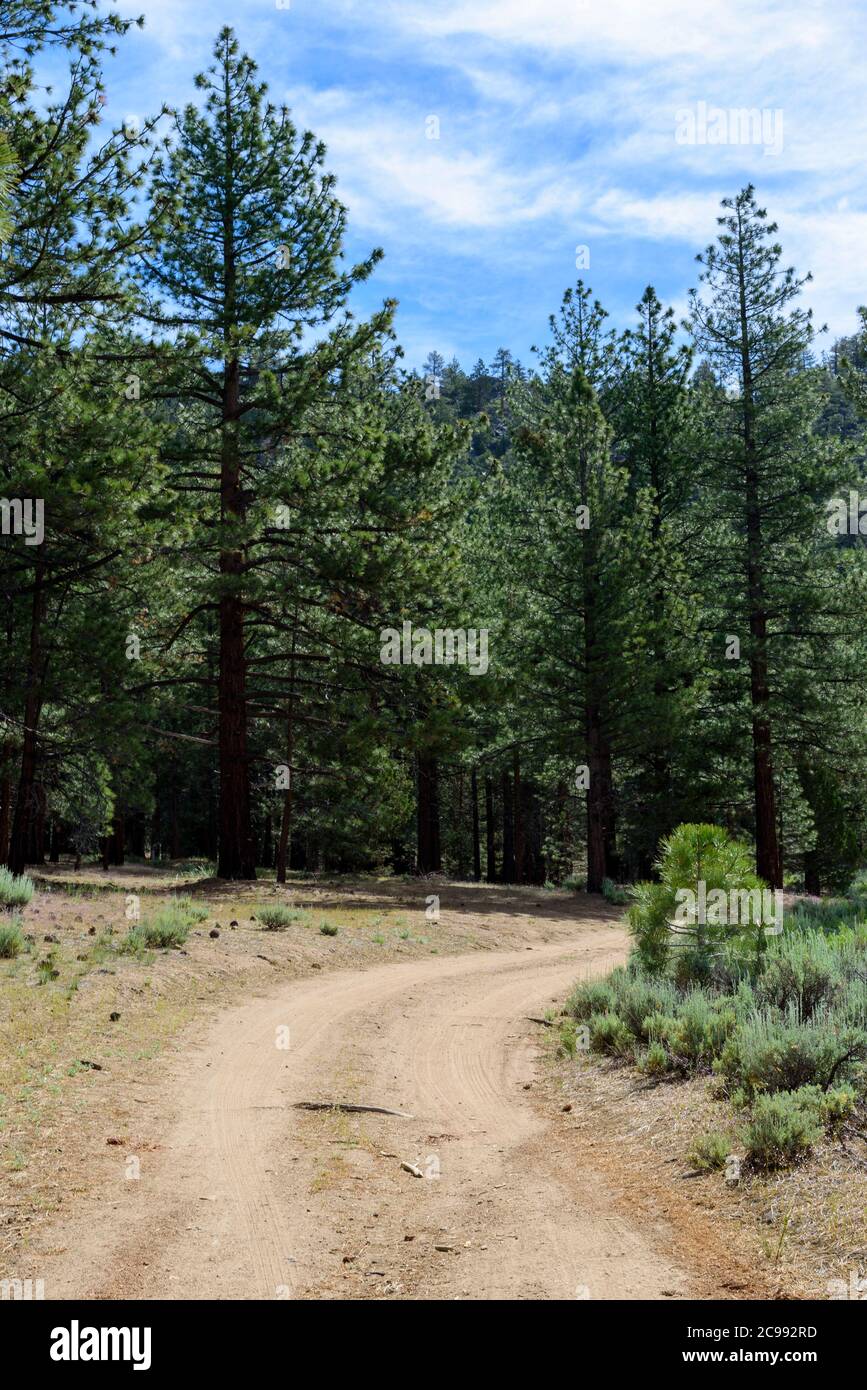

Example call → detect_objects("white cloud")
99 0 867 341
288 86 593 232
391 0 848 64
586 188 867 336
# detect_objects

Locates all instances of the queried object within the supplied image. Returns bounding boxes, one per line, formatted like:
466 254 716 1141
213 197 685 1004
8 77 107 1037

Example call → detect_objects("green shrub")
557 1018 580 1058
637 1041 670 1076
0 867 34 910
733 976 759 1011
589 1012 633 1058
708 945 755 995
566 839 867 1170
0 918 25 958
37 949 59 983
682 994 738 1060
601 877 630 906
645 993 737 1072
563 873 585 893
817 1083 858 1131
644 1011 678 1043
744 1089 824 1170
319 921 339 936
122 909 190 950
672 946 714 990
847 868 867 902
566 977 616 1021
170 895 208 923
785 897 862 936
717 1007 867 1099
173 860 215 880
117 928 149 957
757 931 844 1019
688 1131 730 1172
258 904 305 930
610 975 679 1042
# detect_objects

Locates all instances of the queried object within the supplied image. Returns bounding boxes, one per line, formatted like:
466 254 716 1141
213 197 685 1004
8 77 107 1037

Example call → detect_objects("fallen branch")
292 1101 414 1119
526 1016 553 1027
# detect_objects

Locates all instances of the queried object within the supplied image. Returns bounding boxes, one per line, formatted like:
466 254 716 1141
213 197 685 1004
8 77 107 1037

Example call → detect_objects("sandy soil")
10 885 784 1302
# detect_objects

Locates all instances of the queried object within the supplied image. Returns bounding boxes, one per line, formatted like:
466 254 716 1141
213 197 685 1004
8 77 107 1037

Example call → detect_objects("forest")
3 5 867 899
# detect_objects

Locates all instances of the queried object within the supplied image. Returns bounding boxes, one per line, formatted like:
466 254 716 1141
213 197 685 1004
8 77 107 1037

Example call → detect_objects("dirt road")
32 916 711 1300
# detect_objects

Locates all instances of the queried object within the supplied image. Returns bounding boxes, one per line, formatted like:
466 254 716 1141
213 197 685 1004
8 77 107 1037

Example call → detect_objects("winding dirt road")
34 917 708 1301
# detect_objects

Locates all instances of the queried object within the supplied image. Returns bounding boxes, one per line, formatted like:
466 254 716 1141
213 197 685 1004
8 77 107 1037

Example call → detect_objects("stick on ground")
293 1101 414 1118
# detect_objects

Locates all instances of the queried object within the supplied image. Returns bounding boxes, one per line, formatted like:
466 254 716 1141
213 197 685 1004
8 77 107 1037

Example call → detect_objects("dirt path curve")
35 920 702 1301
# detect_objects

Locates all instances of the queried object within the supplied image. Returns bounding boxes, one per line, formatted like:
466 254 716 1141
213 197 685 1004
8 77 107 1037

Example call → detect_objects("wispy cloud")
96 0 867 362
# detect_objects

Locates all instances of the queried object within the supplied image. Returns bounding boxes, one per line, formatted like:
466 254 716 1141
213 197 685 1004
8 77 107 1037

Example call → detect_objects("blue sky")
94 0 867 370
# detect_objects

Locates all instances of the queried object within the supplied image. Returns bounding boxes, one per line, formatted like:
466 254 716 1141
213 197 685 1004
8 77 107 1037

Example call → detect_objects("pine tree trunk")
291 833 307 872
586 713 612 893
582 527 616 894
276 618 297 885
171 789 180 861
8 565 47 874
275 749 293 885
417 756 441 873
110 809 125 866
555 779 569 884
803 849 820 896
218 582 255 877
745 456 781 886
129 812 146 858
513 750 525 883
736 234 782 889
646 308 674 845
216 109 255 880
485 775 496 882
0 750 11 864
470 766 481 881
501 768 515 882
455 770 467 877
520 778 545 885
216 353 256 878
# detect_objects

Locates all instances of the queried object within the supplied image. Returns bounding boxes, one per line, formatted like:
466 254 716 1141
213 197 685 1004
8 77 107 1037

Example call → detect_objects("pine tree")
422 349 445 389
613 286 698 871
141 28 391 878
1 2 165 872
466 357 490 413
689 186 858 887
505 287 654 889
488 347 513 398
